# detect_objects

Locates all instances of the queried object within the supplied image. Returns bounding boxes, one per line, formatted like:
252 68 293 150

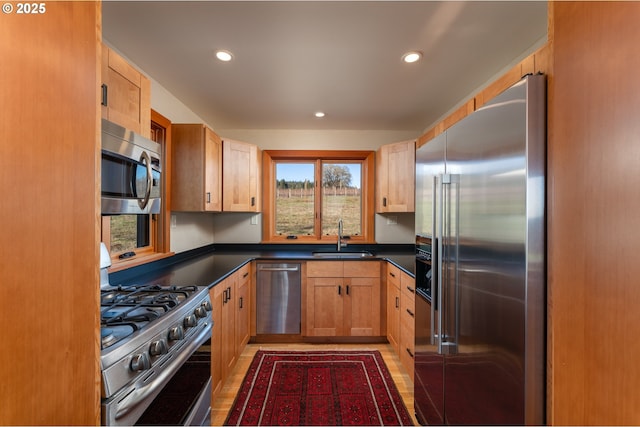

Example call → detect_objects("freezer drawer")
256 263 301 334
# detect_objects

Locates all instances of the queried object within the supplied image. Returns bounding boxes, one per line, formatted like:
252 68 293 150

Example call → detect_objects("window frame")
101 109 173 271
262 150 375 243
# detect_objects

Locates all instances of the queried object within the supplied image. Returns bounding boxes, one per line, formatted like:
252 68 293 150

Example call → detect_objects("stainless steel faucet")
337 218 347 251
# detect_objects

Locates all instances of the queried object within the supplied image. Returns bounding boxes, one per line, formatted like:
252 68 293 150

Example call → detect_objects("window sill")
108 251 175 273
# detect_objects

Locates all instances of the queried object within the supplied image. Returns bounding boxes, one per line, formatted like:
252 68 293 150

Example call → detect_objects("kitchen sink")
311 250 374 258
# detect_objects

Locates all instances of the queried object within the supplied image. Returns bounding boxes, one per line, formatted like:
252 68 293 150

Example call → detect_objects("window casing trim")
262 150 375 243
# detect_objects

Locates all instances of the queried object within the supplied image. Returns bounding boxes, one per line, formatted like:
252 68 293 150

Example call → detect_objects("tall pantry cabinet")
0 2 101 425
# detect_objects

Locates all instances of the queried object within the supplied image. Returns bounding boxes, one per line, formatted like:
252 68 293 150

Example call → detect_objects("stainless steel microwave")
101 119 161 215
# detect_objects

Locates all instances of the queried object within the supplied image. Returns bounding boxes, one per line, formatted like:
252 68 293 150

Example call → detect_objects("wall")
547 2 640 424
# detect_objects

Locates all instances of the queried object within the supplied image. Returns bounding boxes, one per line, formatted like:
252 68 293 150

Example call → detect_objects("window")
263 150 375 243
101 110 172 269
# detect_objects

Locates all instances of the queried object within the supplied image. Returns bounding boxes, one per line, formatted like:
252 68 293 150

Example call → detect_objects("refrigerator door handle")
437 173 459 356
430 175 438 346
436 174 445 354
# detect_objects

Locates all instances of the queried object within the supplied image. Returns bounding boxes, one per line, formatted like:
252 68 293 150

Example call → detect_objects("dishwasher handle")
258 266 300 272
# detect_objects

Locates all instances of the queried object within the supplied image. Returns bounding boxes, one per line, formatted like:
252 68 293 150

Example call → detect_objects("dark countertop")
109 244 415 289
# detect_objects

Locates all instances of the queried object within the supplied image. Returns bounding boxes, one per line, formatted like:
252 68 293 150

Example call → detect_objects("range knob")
130 353 151 372
201 300 212 312
194 305 207 318
149 339 168 356
168 325 184 341
184 313 197 328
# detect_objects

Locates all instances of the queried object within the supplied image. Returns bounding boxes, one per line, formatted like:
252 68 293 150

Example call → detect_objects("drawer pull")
406 348 414 358
395 297 399 308
407 286 415 293
406 308 414 317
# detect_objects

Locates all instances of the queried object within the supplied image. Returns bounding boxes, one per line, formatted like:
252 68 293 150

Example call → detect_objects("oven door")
101 321 211 426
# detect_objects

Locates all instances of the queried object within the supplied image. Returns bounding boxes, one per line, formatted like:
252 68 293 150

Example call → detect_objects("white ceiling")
102 1 547 132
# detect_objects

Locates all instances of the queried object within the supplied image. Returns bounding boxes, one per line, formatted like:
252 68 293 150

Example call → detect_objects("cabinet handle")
383 197 387 207
222 288 227 304
243 272 249 278
407 286 415 293
346 285 350 295
396 297 399 308
239 296 243 309
227 287 231 300
206 192 211 203
389 272 396 278
406 308 414 317
338 285 341 295
251 196 256 207
406 348 414 358
101 84 108 106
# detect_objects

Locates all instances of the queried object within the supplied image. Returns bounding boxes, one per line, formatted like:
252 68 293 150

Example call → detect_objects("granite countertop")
109 244 415 289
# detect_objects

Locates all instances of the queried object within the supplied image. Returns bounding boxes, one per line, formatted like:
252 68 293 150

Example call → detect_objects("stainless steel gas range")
100 282 212 426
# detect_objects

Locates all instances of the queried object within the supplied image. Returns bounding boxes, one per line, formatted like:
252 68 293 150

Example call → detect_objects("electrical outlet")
250 215 258 225
386 215 398 225
170 215 177 228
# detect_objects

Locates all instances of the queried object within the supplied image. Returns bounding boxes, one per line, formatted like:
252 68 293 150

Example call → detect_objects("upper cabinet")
223 139 261 212
172 124 223 212
101 45 151 137
376 139 415 213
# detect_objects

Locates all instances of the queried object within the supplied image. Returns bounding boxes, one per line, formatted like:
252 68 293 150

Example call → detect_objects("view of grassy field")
109 215 145 253
276 193 361 236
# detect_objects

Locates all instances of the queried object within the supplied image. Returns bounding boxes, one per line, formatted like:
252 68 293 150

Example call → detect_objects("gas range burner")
100 284 201 349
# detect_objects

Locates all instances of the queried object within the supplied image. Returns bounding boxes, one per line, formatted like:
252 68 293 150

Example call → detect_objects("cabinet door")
223 139 260 212
101 45 150 137
387 279 401 353
204 128 223 211
345 277 381 336
306 277 343 336
376 140 415 212
221 275 236 378
172 124 222 212
235 265 251 352
209 285 224 403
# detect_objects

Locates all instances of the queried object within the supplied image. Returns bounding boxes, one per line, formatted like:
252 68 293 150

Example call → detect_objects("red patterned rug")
225 350 413 426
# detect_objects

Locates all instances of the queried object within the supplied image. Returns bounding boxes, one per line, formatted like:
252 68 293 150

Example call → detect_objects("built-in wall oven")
415 235 434 302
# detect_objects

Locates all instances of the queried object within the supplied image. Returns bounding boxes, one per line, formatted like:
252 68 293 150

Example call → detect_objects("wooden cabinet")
399 271 416 380
223 139 261 212
306 261 381 337
235 264 251 350
101 45 151 137
376 139 415 213
386 263 402 354
210 264 252 404
385 262 416 381
172 124 223 212
209 283 224 402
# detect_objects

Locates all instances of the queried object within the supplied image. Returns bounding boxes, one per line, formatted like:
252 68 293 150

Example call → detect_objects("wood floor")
210 342 418 426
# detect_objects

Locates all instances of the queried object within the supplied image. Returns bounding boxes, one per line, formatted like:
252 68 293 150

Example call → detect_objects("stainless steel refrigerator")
414 75 546 425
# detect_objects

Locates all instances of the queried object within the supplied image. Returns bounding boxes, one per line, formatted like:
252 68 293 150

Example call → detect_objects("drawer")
400 271 415 301
307 261 343 277
344 260 380 278
386 263 401 288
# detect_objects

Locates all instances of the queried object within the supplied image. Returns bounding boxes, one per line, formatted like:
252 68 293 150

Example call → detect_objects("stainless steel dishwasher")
256 263 301 334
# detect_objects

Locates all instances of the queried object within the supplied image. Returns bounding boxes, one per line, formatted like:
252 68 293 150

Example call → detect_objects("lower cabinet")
386 262 416 381
210 263 252 404
306 261 381 337
399 271 416 381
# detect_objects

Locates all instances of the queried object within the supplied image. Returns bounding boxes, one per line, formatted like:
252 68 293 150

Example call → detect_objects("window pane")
322 163 361 236
109 215 150 253
275 163 315 236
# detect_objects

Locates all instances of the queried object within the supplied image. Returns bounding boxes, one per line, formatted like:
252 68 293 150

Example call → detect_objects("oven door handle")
111 321 212 425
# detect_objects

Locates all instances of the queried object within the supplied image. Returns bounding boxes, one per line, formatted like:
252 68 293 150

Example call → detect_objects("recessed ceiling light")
314 112 325 118
402 51 422 63
215 50 233 62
